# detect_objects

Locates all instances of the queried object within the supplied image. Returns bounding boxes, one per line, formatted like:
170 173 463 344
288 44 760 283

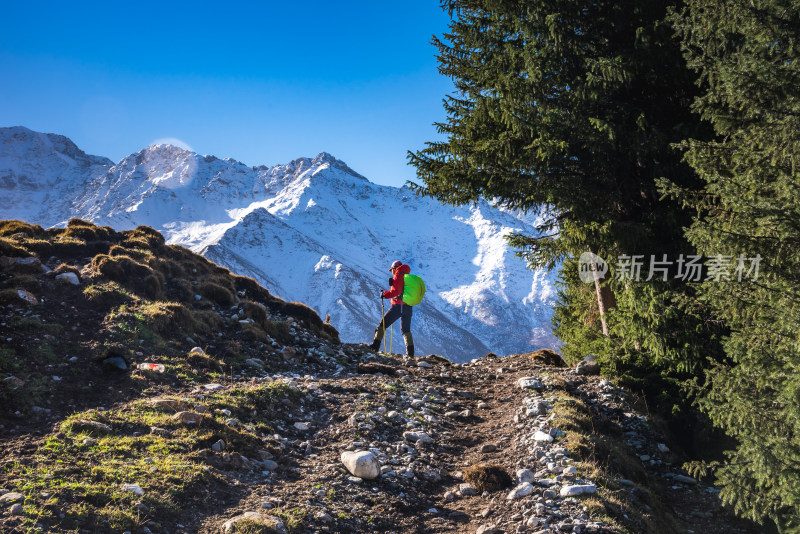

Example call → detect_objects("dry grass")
528 348 567 367
0 237 30 257
0 220 46 237
463 464 513 493
198 281 235 307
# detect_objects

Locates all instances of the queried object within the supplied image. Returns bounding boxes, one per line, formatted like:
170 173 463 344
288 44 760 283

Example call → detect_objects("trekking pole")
381 296 386 354
390 324 394 354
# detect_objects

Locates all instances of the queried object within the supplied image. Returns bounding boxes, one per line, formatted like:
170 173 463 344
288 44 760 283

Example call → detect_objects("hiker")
369 260 415 356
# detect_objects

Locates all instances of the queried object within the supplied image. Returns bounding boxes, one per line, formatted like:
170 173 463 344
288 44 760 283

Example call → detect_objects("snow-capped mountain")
0 126 558 362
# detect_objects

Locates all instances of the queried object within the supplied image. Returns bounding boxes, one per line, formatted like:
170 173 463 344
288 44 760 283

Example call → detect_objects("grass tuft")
463 464 513 493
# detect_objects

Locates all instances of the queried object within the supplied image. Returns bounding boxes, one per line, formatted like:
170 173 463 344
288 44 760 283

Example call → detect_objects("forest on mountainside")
410 0 800 531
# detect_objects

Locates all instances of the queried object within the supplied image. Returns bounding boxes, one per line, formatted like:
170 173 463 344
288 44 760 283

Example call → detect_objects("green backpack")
402 274 426 306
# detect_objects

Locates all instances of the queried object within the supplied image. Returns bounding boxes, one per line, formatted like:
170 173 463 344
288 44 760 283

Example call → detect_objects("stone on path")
340 450 380 480
0 492 24 505
403 431 433 444
533 430 554 442
516 469 535 484
55 272 80 285
576 355 601 375
560 484 596 497
459 483 477 496
222 512 287 534
507 482 534 500
517 377 544 390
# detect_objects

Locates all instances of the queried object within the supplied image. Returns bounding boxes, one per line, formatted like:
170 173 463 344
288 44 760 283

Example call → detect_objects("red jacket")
382 264 411 305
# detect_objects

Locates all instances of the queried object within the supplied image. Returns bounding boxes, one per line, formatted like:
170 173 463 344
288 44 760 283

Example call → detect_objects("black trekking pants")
380 303 413 334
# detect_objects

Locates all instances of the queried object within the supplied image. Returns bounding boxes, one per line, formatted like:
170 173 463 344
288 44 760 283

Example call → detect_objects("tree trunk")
589 247 616 337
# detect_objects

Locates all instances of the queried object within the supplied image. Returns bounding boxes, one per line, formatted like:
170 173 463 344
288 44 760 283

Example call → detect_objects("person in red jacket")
368 260 415 356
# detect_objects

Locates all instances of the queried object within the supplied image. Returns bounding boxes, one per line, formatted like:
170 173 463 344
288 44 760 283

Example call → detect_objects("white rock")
403 431 433 444
294 422 310 431
517 377 544 390
533 430 554 442
0 492 24 505
222 512 287 534
314 511 333 523
55 272 80 285
341 450 380 480
459 483 477 496
121 483 144 495
560 484 596 497
576 355 601 375
526 515 540 527
517 469 535 484
507 482 534 500
657 443 670 453
417 361 433 368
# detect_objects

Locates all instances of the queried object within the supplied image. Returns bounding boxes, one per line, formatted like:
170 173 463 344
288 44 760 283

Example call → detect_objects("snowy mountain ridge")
0 126 558 362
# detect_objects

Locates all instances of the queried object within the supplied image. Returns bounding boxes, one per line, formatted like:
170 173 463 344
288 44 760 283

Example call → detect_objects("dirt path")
188 351 759 534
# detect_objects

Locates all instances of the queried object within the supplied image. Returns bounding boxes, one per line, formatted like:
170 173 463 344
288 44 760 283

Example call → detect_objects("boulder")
576 355 601 375
340 450 381 480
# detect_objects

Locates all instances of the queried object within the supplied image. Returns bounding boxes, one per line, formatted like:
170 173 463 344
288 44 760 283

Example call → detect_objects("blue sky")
0 1 454 188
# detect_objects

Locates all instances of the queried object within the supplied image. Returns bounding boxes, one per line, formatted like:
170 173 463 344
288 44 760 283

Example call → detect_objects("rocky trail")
2 346 760 533
0 221 761 533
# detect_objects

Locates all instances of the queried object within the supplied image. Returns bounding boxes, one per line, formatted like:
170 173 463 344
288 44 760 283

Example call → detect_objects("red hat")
389 260 402 271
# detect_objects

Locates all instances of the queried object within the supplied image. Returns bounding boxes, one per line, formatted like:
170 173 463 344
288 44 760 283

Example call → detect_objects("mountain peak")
313 151 337 164
0 125 114 167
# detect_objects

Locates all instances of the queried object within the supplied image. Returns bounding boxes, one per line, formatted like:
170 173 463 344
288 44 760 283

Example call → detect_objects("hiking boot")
403 332 415 357
368 325 384 351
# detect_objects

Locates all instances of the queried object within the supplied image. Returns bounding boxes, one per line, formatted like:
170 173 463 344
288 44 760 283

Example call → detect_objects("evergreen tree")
669 0 800 529
409 0 719 386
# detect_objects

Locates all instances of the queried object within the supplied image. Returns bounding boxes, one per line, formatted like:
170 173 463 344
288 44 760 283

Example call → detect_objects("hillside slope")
0 126 557 362
0 221 757 533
